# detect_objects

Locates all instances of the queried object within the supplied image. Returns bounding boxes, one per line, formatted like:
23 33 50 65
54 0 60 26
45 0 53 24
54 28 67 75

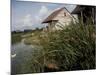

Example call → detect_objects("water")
11 39 39 74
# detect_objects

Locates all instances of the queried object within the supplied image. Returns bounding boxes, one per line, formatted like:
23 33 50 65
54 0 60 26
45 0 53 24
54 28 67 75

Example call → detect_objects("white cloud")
34 6 48 24
21 14 33 26
13 6 51 31
39 6 48 16
33 5 50 25
12 14 34 31
15 14 33 27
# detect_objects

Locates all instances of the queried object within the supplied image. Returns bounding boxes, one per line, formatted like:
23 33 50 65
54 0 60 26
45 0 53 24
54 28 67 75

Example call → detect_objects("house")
42 7 75 31
71 5 96 24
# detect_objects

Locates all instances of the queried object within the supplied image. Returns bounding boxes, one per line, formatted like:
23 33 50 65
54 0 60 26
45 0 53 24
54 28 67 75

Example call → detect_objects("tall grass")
31 19 96 72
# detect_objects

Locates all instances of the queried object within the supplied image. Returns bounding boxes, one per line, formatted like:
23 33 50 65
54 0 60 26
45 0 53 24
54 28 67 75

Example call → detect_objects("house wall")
51 9 74 30
48 21 57 31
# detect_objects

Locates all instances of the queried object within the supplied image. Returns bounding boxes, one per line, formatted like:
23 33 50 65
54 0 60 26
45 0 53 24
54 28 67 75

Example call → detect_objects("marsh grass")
31 19 96 72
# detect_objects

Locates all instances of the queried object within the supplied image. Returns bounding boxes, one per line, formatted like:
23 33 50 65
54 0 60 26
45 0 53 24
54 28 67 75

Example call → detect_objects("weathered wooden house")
42 7 75 31
71 5 96 24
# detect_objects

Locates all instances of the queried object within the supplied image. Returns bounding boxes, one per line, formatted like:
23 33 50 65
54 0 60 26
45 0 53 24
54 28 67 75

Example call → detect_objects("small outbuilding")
71 5 96 24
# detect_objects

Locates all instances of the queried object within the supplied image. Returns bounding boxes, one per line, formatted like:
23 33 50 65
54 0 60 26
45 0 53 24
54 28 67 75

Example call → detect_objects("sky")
11 0 76 31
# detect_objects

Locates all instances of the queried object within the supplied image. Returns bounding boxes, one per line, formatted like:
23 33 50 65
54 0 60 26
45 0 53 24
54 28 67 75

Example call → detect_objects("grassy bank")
11 33 23 44
11 31 39 45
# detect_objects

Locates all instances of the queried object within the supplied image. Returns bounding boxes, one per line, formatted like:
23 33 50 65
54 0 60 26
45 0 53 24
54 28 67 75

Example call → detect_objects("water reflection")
11 38 39 74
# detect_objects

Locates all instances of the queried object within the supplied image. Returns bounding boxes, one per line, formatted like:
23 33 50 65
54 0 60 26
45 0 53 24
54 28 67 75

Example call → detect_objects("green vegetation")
40 22 96 71
26 20 96 72
11 33 22 44
11 29 43 45
12 20 96 74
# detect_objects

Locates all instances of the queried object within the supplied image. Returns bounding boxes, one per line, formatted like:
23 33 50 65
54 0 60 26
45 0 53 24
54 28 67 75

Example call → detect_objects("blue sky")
11 0 76 31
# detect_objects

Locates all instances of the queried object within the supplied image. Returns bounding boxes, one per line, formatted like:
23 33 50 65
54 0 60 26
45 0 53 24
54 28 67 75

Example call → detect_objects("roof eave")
42 20 58 24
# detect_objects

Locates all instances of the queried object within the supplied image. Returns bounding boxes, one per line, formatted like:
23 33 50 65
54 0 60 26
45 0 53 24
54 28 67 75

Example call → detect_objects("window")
64 12 66 16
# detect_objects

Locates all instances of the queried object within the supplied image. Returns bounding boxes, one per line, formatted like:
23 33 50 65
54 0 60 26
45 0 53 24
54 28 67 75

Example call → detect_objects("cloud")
20 14 33 26
15 14 33 27
12 14 34 31
39 6 48 16
34 6 50 24
13 6 49 31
